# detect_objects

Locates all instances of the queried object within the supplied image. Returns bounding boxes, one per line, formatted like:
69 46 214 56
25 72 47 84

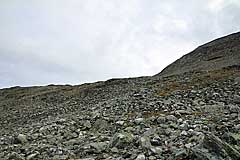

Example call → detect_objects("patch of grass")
156 67 240 97
142 111 165 118
158 81 191 97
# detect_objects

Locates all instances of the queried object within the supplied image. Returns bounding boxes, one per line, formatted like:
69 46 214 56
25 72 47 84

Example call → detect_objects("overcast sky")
0 0 240 88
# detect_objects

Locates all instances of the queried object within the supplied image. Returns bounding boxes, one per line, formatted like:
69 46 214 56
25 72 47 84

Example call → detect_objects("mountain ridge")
156 31 240 77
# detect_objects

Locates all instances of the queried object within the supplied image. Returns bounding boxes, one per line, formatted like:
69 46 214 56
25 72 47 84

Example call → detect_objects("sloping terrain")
0 33 240 160
156 32 240 77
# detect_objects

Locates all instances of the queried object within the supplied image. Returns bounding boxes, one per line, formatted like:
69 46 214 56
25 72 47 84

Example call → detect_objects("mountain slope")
156 32 240 77
0 33 240 160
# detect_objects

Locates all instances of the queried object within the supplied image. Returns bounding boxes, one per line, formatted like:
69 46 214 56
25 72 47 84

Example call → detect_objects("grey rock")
229 133 240 145
116 121 125 125
83 120 92 129
177 118 183 123
7 152 25 160
204 104 224 113
26 152 39 160
140 136 152 150
52 155 69 160
92 119 109 131
110 147 119 153
180 131 188 136
175 110 191 116
56 118 66 124
175 149 187 159
16 134 28 144
151 136 162 146
157 116 166 124
235 77 240 84
63 137 83 146
135 154 145 160
150 146 163 154
166 115 178 122
149 156 156 160
229 105 240 113
89 142 108 153
185 143 194 149
235 124 240 130
109 132 134 149
135 118 145 124
192 133 240 160
179 122 188 130
233 95 240 104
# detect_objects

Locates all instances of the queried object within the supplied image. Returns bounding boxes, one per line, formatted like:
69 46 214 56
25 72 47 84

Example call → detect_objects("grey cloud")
0 0 240 88
0 49 79 88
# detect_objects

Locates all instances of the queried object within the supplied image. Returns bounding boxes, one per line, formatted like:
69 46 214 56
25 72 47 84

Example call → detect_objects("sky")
0 0 240 88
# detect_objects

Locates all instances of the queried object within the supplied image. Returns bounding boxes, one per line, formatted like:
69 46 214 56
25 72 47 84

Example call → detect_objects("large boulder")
191 133 240 160
109 132 134 149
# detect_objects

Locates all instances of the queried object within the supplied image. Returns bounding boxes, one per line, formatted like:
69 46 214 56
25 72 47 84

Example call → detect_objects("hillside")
156 32 240 77
0 33 240 160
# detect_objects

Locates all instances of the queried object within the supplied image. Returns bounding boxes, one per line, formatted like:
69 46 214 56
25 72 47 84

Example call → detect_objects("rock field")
1 66 240 160
0 33 240 160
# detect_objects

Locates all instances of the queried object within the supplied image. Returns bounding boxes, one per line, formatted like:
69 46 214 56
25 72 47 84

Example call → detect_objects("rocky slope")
0 33 240 160
156 32 240 77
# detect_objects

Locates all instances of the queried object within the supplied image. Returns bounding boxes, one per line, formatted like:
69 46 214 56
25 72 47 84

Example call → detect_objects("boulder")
191 133 240 160
109 132 134 149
